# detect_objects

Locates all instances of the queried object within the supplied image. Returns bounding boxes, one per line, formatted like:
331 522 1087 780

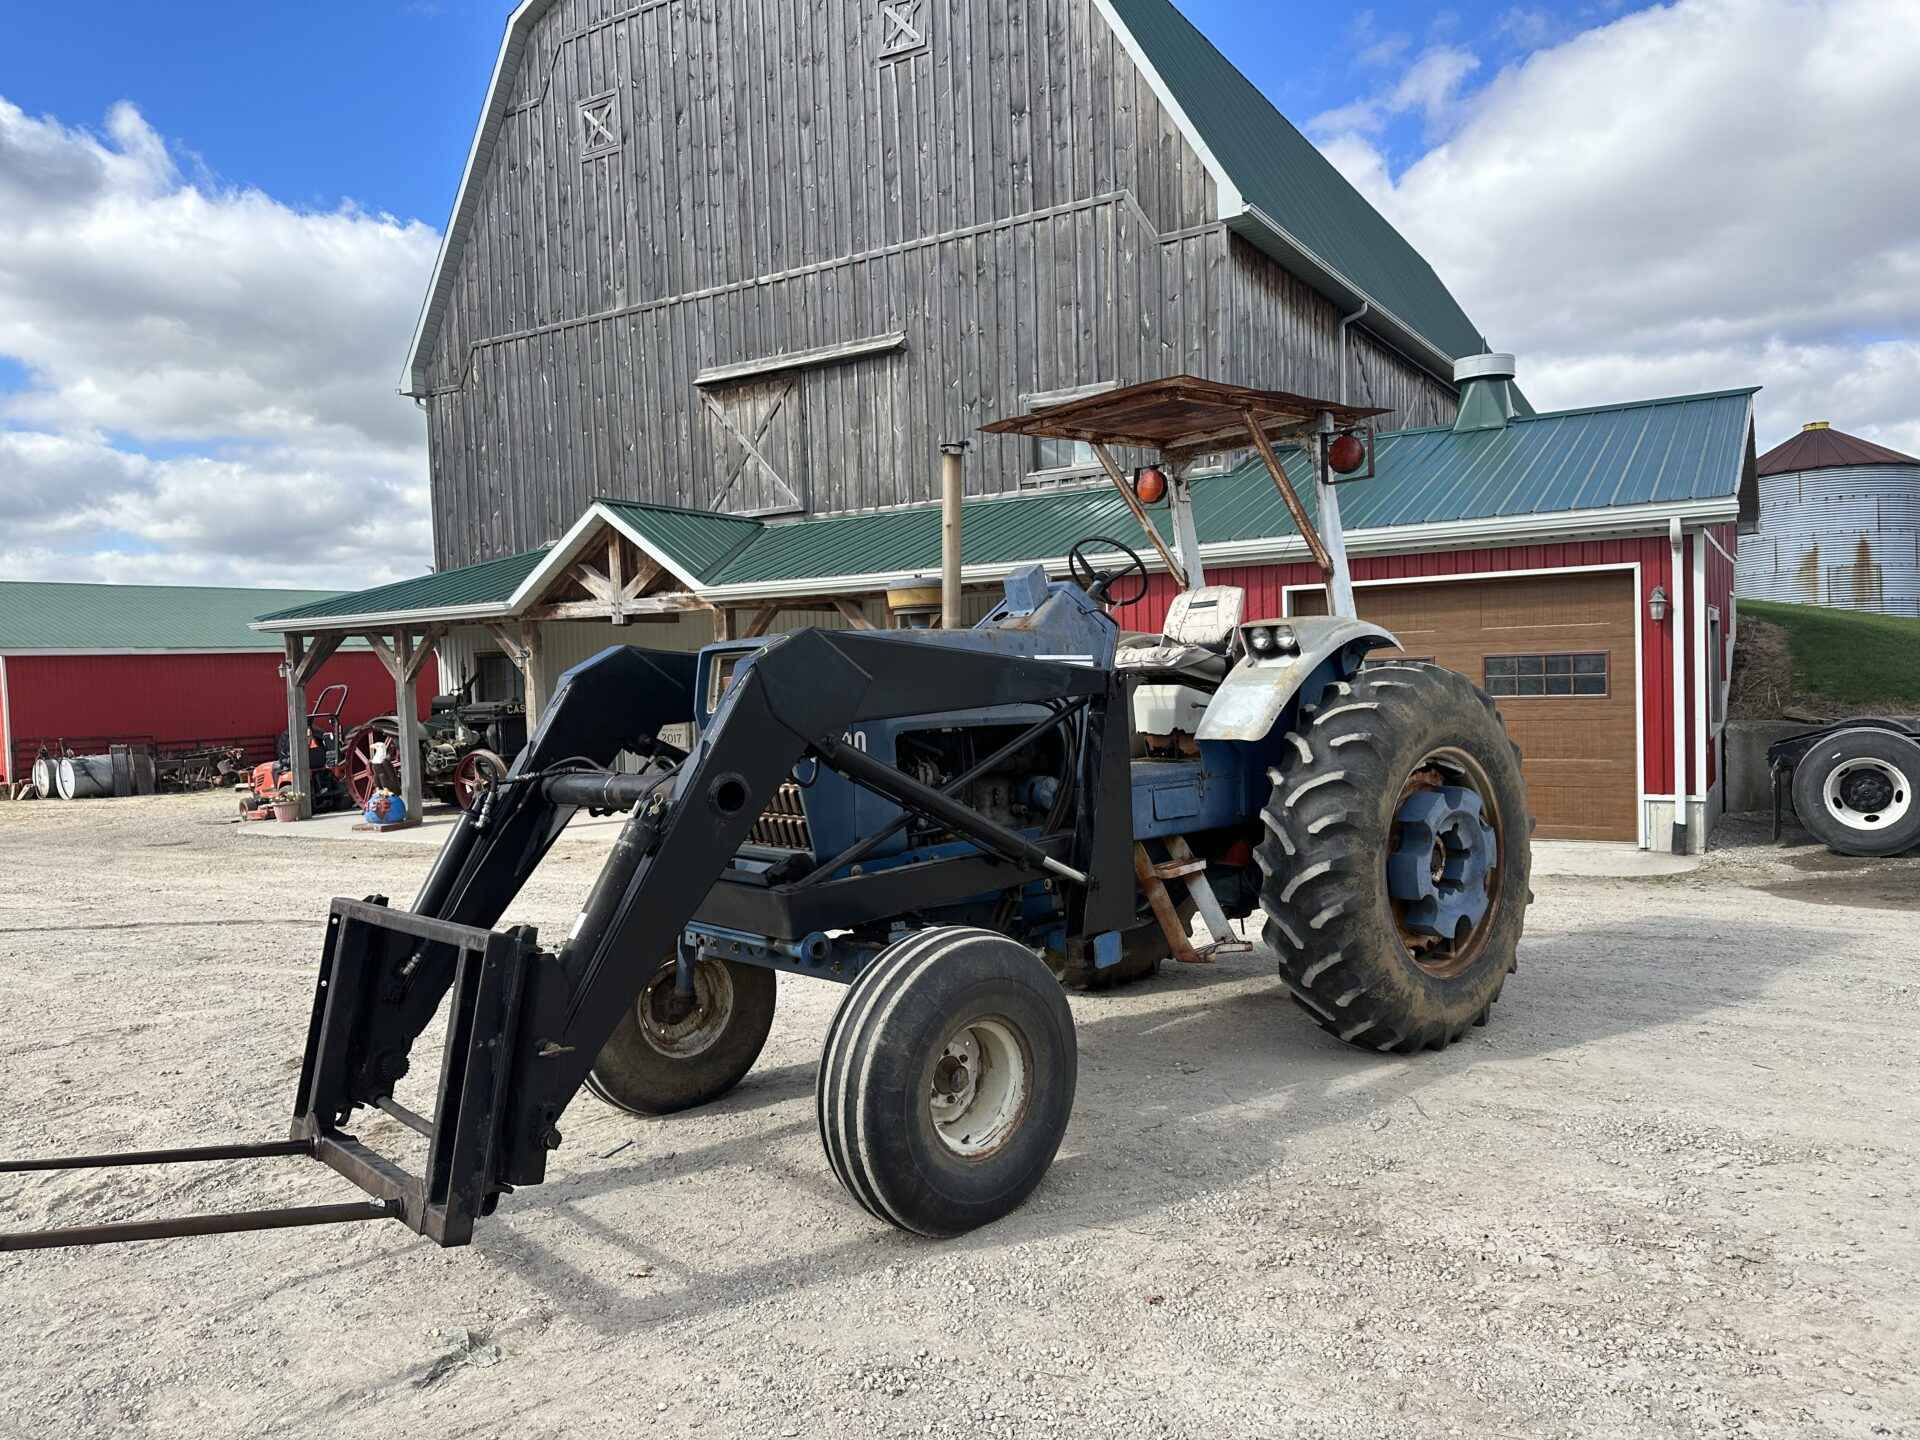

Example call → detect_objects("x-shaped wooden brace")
880 1 923 54
580 100 617 150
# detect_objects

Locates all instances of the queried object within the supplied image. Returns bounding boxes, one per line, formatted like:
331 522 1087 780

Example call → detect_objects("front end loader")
2 379 1533 1249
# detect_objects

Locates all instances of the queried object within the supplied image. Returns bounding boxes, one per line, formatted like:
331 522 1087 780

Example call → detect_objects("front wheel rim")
1823 757 1911 831
637 960 736 1059
928 1017 1031 1160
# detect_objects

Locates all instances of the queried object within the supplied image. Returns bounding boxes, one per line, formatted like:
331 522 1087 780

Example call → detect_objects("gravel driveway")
1 797 1914 1439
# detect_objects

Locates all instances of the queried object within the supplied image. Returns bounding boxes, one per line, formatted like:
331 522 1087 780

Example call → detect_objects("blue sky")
0 0 1914 587
0 1 1644 233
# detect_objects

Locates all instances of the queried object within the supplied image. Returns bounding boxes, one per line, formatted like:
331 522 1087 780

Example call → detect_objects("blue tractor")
2 380 1532 1253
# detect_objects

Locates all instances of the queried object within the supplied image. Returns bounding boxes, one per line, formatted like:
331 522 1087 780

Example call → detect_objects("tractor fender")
1195 616 1399 743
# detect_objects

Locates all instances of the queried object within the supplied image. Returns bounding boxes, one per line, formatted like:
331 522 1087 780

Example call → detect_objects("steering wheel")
1068 536 1150 608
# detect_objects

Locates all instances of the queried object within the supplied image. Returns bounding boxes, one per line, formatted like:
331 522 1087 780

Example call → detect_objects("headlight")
1249 626 1277 654
1271 624 1299 654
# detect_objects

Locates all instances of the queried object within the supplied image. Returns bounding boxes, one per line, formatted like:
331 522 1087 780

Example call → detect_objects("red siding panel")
4 651 435 781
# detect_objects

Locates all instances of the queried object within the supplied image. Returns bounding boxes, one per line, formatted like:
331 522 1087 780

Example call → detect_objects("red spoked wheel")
343 721 399 809
452 748 509 812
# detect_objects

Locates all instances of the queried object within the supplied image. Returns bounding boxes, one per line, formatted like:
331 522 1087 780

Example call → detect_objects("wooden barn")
267 0 1756 850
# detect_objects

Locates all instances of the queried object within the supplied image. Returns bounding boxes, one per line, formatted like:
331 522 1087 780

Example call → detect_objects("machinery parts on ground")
1770 719 1920 857
0 381 1532 1257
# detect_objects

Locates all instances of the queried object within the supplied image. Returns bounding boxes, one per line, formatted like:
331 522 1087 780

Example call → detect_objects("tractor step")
0 899 537 1253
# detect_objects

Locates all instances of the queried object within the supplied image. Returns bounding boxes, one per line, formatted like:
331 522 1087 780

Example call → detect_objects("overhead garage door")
1295 572 1639 842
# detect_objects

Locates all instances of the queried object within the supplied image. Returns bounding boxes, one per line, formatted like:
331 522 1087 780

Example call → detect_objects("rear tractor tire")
1790 728 1920 857
587 956 776 1115
1258 663 1532 1054
818 927 1076 1238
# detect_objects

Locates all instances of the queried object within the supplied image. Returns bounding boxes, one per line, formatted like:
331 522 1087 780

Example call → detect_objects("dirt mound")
1728 617 1793 720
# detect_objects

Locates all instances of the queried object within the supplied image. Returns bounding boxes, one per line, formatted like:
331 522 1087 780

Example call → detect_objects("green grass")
1741 600 1920 706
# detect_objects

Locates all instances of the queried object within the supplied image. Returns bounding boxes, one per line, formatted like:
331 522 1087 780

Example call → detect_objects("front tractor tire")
1258 663 1532 1054
586 956 777 1115
818 927 1076 1238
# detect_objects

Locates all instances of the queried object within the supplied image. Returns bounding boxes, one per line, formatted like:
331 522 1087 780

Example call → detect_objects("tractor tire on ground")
1257 662 1532 1054
818 927 1075 1238
1790 728 1920 857
586 957 776 1115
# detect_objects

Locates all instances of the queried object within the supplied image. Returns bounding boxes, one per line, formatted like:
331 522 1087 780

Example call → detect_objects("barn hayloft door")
701 376 810 517
694 332 909 517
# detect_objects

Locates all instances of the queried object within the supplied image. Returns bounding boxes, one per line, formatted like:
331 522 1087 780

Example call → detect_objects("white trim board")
0 655 12 783
1281 561 1648 848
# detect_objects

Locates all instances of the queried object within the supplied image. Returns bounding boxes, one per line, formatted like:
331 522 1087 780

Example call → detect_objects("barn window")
1022 381 1115 486
578 92 620 160
1484 653 1609 698
878 0 928 61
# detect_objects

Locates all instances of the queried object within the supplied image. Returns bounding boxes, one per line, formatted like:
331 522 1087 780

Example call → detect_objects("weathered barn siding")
420 0 1460 571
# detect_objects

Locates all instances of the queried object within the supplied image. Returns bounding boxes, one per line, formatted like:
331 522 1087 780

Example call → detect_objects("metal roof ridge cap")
1516 387 1761 424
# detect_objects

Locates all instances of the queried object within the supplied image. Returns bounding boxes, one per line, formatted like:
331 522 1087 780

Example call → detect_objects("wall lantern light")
1648 585 1670 624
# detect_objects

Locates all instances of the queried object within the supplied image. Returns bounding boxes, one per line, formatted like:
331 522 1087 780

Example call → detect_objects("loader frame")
3 628 1134 1250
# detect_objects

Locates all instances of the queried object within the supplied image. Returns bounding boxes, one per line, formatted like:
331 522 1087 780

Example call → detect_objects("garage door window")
1484 652 1609 697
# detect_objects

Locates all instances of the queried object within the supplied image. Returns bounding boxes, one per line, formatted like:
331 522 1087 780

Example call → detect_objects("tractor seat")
1113 586 1246 686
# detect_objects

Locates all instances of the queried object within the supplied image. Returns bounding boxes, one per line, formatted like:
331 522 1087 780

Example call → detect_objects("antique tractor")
3 380 1531 1251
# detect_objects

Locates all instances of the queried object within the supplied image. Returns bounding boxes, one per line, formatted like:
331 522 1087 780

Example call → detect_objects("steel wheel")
928 1018 1032 1159
1822 756 1911 833
343 724 396 809
452 748 508 812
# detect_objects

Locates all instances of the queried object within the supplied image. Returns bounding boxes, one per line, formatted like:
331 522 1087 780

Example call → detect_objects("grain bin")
1736 422 1920 616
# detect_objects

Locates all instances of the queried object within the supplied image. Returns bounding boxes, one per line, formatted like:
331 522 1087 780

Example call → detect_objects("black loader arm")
0 628 1131 1253
301 629 1132 1209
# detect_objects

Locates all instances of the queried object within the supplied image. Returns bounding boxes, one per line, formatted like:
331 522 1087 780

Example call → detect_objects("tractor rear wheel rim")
1824 757 1910 831
928 1017 1030 1160
1388 747 1504 981
637 961 736 1060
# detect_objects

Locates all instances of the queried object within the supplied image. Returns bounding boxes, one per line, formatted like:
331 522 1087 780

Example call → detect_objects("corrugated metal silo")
1735 423 1920 616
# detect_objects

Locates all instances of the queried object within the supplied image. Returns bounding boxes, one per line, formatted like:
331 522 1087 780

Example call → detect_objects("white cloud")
1310 44 1481 139
1317 0 1920 454
0 98 439 587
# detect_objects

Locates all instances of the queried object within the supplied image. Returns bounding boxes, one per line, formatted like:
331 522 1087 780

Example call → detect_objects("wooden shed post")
283 635 313 819
281 632 343 819
392 631 427 821
518 622 546 724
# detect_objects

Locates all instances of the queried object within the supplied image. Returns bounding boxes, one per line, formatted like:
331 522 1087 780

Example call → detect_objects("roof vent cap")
1453 353 1518 433
1803 420 1830 432
1453 352 1516 385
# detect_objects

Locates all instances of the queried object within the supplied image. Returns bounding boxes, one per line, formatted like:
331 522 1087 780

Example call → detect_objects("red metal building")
0 582 433 786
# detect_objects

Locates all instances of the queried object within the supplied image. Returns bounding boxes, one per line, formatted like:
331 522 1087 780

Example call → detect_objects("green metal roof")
1110 0 1487 360
600 500 764 584
255 547 550 626
707 388 1757 587
256 389 1754 623
0 581 361 653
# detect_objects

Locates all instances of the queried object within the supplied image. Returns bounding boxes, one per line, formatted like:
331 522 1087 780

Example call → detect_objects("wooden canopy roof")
981 375 1387 461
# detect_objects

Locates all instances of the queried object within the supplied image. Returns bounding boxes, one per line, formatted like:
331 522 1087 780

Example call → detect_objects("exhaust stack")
1453 353 1518 433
